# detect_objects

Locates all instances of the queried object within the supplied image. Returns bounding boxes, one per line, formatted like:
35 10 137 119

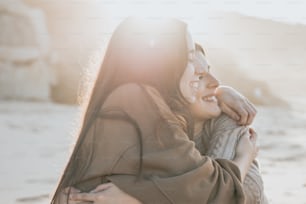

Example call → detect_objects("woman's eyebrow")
195 64 211 74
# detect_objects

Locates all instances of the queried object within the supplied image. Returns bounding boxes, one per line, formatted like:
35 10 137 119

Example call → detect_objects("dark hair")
51 17 194 203
195 43 206 55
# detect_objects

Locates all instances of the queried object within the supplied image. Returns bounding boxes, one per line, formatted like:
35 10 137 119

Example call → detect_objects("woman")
51 17 258 204
67 44 267 204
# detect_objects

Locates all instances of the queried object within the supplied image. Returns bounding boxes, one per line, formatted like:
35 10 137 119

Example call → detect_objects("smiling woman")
73 43 267 204
180 44 221 134
51 17 260 204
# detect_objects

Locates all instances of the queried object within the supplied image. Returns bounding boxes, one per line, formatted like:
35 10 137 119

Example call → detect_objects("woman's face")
180 32 221 122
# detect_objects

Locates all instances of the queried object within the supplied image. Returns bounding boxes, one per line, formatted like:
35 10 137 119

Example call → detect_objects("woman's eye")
198 75 204 80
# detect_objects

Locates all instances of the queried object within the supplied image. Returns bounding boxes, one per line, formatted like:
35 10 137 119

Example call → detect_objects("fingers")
249 127 256 135
59 189 90 204
70 192 96 202
219 103 240 121
240 128 257 144
215 86 258 125
238 100 257 126
250 128 259 153
90 182 113 193
247 98 257 114
245 100 257 125
220 98 250 126
237 107 249 126
249 128 257 141
66 183 114 203
249 128 259 157
64 187 81 194
237 100 253 125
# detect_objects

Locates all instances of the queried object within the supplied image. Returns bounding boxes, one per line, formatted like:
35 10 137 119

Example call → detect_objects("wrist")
233 155 251 182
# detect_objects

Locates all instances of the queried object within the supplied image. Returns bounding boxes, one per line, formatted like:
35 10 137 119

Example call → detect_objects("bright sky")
100 0 306 26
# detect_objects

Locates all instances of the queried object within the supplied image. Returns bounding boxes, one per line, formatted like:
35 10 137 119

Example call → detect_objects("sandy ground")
0 99 306 204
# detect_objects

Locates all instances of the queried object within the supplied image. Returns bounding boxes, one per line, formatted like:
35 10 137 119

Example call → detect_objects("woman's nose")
207 73 219 88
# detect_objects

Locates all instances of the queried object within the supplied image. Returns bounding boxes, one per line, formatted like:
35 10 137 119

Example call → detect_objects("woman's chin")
207 105 222 119
211 109 222 119
206 102 221 114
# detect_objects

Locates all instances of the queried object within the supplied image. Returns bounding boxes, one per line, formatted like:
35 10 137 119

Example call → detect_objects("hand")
69 183 142 204
57 187 90 204
233 128 259 181
216 86 257 125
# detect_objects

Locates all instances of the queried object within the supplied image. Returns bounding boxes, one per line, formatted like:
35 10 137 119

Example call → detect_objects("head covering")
51 17 190 202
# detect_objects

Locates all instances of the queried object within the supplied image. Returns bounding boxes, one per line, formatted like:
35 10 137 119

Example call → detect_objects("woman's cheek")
180 63 196 103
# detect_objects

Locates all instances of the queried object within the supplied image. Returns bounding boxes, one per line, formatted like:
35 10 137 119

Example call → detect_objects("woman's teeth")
202 96 217 102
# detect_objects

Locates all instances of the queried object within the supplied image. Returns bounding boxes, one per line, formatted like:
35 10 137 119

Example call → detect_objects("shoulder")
102 83 162 121
105 83 146 102
103 83 152 108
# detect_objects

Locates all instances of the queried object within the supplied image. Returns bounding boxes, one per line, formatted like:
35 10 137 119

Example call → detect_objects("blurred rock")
0 0 56 101
207 47 289 107
5 2 300 106
196 11 306 107
23 0 109 104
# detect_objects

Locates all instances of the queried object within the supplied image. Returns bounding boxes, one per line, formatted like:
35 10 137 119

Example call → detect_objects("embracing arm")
216 85 257 125
69 83 249 204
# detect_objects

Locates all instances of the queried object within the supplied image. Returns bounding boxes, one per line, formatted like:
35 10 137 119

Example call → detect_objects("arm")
70 183 142 204
216 85 257 125
69 131 257 204
202 114 267 204
69 84 253 204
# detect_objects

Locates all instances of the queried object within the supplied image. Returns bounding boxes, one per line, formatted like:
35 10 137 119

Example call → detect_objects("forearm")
108 157 245 204
232 155 251 182
243 161 268 204
202 115 267 203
